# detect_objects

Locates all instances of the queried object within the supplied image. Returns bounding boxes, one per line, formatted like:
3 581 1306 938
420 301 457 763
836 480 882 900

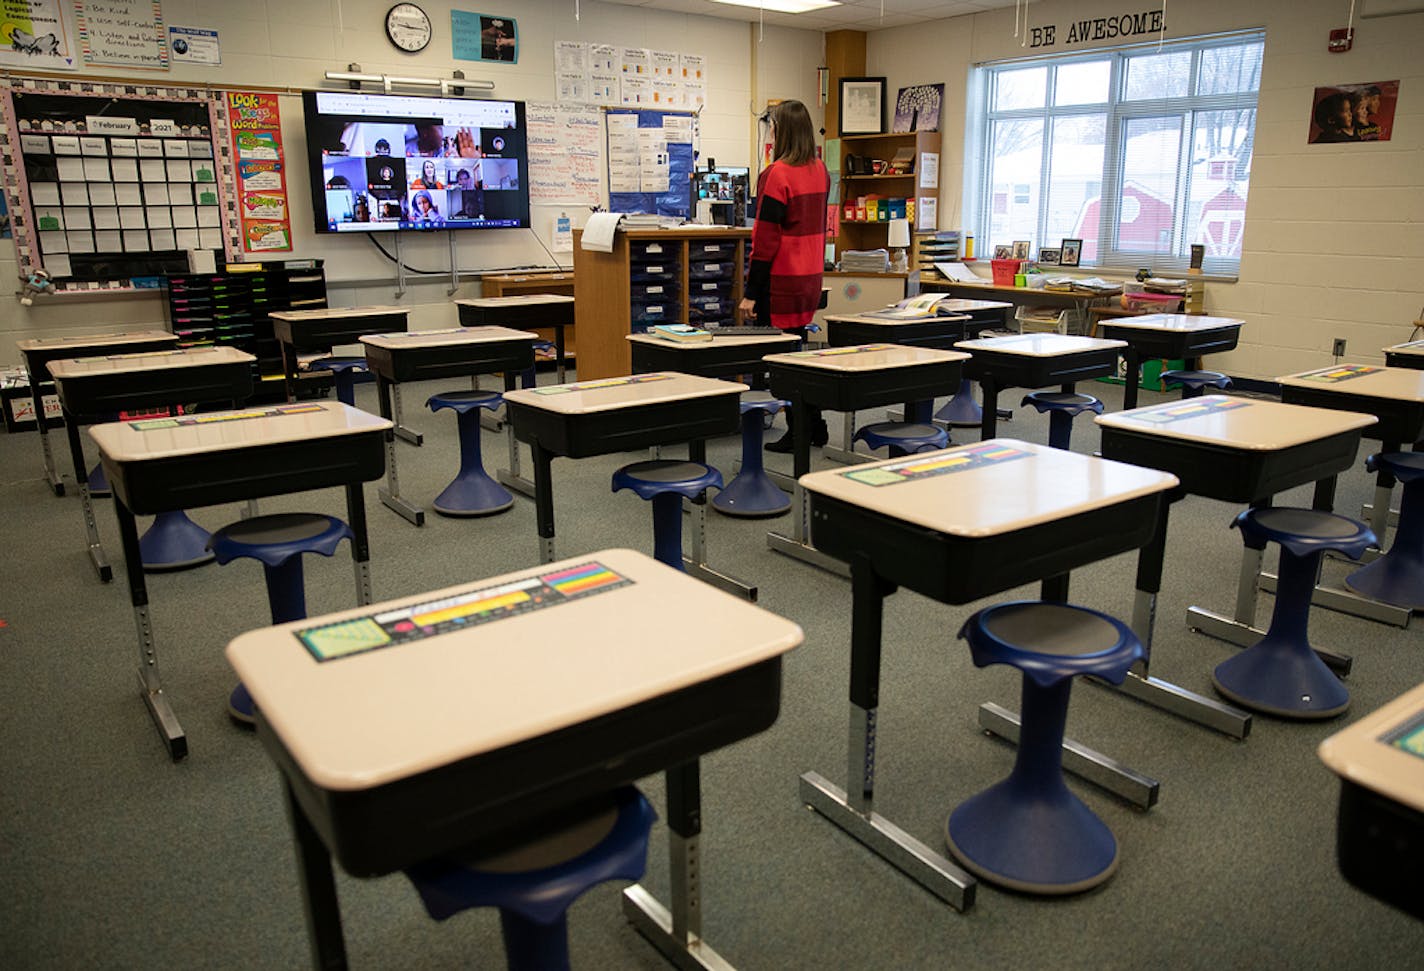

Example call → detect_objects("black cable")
365 231 568 277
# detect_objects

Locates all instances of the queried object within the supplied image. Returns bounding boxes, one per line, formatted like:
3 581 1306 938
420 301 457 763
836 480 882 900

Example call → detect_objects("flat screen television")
302 90 531 233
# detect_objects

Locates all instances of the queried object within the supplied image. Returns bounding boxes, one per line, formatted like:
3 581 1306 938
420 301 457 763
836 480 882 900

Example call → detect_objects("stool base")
1213 638 1349 720
432 474 515 517
1345 553 1424 610
936 379 983 426
712 473 790 518
140 510 215 572
945 780 1119 895
228 682 256 726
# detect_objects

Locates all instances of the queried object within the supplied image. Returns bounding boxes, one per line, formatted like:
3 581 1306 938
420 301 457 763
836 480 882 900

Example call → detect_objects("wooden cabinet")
834 130 940 264
572 228 750 380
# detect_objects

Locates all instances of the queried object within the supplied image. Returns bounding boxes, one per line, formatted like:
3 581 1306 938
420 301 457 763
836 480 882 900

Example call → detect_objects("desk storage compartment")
456 300 575 330
1335 778 1424 920
631 303 674 326
965 347 1121 389
508 392 739 458
1280 387 1424 446
689 261 733 281
365 339 535 384
769 359 965 414
630 264 677 283
631 241 674 262
826 317 968 351
267 657 783 876
690 240 735 259
631 282 677 301
54 362 254 417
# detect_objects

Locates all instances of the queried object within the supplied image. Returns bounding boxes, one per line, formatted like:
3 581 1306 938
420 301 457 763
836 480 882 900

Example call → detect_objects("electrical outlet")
1333 338 1347 357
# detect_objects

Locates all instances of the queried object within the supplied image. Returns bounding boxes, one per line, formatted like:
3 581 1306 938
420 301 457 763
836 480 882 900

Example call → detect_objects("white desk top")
955 333 1127 356
1385 340 1424 358
1096 395 1377 450
800 439 1177 537
269 306 407 321
822 311 970 326
1277 364 1424 402
47 346 254 380
17 330 176 353
1320 679 1424 812
1095 313 1245 332
360 326 537 350
762 344 969 373
455 294 576 307
226 548 803 791
625 332 798 350
89 401 391 463
503 371 745 415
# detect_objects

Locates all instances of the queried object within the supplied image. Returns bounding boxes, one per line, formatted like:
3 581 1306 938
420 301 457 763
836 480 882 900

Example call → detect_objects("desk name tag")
383 328 468 339
842 442 1031 487
1297 365 1383 383
792 343 896 358
103 348 213 361
533 374 673 395
294 561 634 662
126 403 324 431
1385 711 1424 761
1125 398 1251 424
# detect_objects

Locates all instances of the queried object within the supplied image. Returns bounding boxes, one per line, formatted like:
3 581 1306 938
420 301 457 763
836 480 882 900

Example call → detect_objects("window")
968 32 1263 276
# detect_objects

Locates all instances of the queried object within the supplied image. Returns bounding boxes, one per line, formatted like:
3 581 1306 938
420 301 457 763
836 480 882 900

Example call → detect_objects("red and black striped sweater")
746 159 830 331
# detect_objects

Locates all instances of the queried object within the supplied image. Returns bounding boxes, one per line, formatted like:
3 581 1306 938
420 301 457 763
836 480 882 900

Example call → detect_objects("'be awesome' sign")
1029 10 1166 49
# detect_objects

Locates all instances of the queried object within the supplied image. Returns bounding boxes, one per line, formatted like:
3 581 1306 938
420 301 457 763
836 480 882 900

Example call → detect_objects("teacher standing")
740 99 831 451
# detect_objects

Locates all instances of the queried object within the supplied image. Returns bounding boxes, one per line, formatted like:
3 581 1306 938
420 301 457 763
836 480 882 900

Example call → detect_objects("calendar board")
1 78 239 292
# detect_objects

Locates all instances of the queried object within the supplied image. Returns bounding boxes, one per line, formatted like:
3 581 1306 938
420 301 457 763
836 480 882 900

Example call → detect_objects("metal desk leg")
1122 347 1142 411
767 395 848 576
114 500 185 761
280 340 297 403
821 412 861 466
345 482 373 607
683 440 756 601
497 372 535 498
30 374 65 495
800 560 976 910
375 377 424 526
64 411 111 582
979 378 1002 440
283 781 349 971
624 759 736 971
390 381 422 446
532 442 556 564
554 323 568 384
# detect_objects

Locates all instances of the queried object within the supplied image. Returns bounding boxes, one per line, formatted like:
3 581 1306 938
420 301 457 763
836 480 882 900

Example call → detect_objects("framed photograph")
992 244 1013 259
1059 238 1082 267
838 77 887 136
1037 247 1060 265
1011 240 1031 260
892 83 945 133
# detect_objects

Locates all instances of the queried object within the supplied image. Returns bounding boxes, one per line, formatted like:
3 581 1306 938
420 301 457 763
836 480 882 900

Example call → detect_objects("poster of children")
1307 80 1398 144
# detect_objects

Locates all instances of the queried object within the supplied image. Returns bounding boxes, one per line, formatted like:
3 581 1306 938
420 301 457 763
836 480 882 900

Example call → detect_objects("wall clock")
385 3 432 53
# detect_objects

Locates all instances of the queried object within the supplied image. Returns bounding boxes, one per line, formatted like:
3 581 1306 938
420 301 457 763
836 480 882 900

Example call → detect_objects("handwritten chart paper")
526 102 602 206
76 0 168 69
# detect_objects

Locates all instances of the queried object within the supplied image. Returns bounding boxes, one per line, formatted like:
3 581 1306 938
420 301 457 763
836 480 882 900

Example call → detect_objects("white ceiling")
599 0 1020 32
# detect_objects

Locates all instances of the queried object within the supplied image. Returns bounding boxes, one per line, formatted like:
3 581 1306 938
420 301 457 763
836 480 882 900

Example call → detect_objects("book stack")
840 249 891 273
1142 277 1187 295
651 323 712 343
1043 276 1122 295
914 231 960 279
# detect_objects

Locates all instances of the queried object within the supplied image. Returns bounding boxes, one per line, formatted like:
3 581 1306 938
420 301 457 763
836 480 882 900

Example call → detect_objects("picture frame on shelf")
1037 247 1061 265
1059 238 1083 267
838 77 887 136
1011 240 1032 260
992 244 1013 259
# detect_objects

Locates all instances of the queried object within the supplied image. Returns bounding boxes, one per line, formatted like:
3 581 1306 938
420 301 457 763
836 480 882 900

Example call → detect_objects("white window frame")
965 30 1265 278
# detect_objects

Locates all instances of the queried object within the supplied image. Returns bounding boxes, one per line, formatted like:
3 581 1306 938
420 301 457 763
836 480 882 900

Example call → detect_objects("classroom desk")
920 279 1116 323
90 401 390 760
47 347 255 582
764 344 968 575
17 330 179 496
228 548 802 970
269 306 417 444
503 372 745 587
798 441 1177 907
455 294 576 383
1318 678 1424 920
953 333 1127 438
1093 314 1245 410
359 327 537 527
1385 339 1424 370
1275 364 1424 626
1097 396 1377 735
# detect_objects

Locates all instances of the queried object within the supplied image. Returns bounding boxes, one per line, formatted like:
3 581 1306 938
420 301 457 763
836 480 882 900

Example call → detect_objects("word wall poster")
226 91 292 252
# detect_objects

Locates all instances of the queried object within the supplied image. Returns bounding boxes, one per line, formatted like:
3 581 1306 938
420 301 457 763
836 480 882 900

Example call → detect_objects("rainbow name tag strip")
791 343 896 358
1130 398 1251 424
841 442 1031 487
127 403 324 431
1297 365 1381 383
105 349 203 361
383 328 468 339
295 561 634 662
534 373 673 395
1385 714 1424 763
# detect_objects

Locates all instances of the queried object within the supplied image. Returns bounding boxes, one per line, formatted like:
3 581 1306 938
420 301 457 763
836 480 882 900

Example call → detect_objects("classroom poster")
226 91 292 252
0 0 78 69
525 101 601 206
75 0 170 69
451 11 517 63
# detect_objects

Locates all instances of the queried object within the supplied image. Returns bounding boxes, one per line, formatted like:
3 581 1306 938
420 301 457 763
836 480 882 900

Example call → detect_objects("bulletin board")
0 77 240 292
605 108 697 219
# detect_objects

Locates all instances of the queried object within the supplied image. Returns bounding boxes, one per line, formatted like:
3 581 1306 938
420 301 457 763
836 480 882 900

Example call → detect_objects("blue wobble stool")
208 512 353 723
936 379 985 426
427 390 513 516
521 340 556 389
88 461 111 498
140 510 215 571
853 421 949 458
714 397 791 517
309 356 368 407
404 787 655 971
1214 507 1375 719
1021 391 1103 451
947 601 1143 895
1160 369 1231 399
612 460 723 570
1346 452 1424 609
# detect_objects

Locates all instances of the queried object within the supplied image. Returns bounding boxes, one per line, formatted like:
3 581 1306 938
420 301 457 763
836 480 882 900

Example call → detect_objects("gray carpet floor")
2 374 1421 970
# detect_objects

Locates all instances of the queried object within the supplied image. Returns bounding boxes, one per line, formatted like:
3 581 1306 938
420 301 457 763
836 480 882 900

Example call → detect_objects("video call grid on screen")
305 91 530 233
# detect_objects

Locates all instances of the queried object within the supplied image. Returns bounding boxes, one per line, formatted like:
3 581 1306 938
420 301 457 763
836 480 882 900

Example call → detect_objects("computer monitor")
691 166 750 226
